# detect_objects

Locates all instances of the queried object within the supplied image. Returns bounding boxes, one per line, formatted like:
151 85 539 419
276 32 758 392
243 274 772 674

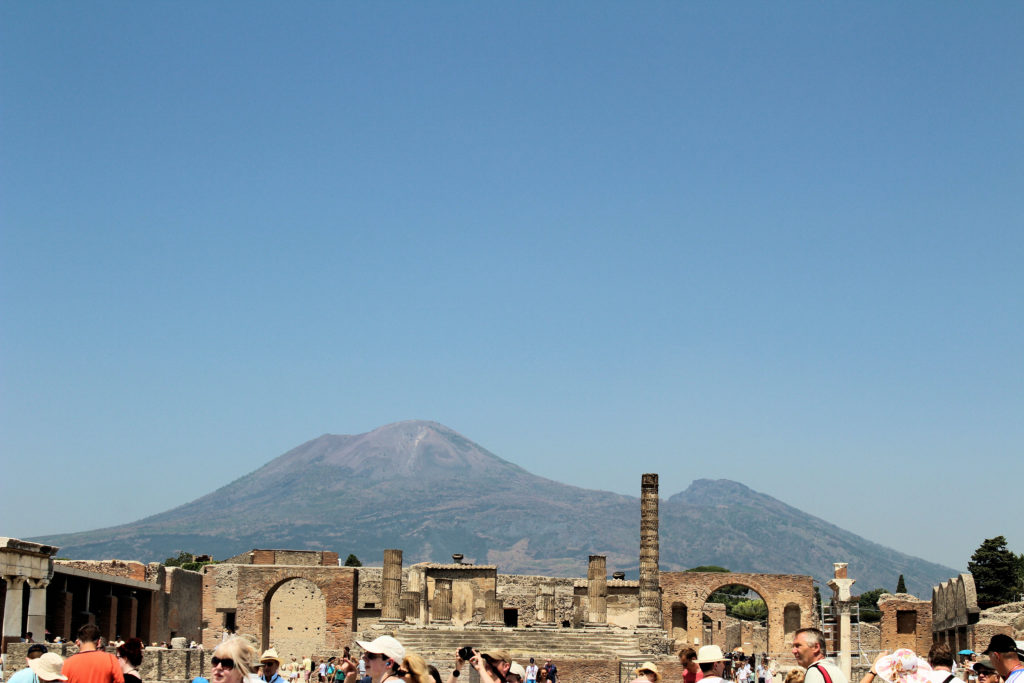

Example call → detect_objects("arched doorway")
703 583 769 655
671 602 689 641
263 578 327 656
784 603 801 643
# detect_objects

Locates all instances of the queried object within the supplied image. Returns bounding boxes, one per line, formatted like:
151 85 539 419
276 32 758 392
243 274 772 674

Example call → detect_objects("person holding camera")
447 648 511 683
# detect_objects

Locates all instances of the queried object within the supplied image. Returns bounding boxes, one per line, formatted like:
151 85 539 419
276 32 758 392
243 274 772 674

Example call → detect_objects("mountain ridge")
34 420 955 594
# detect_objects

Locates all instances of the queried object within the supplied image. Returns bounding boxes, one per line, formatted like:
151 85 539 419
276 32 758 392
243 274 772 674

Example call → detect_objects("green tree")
968 536 1022 607
856 588 886 622
896 575 907 593
164 551 194 567
344 554 362 567
732 599 768 621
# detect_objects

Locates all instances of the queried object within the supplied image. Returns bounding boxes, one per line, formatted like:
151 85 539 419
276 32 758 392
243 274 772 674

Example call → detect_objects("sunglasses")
211 657 236 670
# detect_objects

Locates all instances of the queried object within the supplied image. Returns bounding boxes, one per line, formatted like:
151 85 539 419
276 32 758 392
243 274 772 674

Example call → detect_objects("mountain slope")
35 420 955 594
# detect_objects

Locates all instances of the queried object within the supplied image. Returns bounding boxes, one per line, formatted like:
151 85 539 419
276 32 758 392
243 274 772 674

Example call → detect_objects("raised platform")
392 626 648 660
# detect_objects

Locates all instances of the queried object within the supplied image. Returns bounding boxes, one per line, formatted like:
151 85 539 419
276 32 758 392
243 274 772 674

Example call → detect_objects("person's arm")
860 652 889 683
446 652 466 683
469 652 501 683
338 658 358 683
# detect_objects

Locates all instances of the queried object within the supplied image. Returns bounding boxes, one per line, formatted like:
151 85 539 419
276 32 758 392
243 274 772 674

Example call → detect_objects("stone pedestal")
380 549 403 623
431 579 453 623
638 473 662 628
585 555 607 626
828 562 856 683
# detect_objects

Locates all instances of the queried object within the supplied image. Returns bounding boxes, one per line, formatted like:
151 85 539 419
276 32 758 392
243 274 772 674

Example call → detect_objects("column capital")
4 575 28 589
27 578 51 589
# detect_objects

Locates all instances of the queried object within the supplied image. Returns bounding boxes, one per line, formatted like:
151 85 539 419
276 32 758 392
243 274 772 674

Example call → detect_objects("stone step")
391 628 645 660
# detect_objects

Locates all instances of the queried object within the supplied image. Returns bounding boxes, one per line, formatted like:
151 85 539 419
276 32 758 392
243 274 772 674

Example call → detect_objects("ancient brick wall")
879 594 931 654
660 572 814 657
556 658 619 683
163 567 203 643
202 563 356 655
56 560 148 582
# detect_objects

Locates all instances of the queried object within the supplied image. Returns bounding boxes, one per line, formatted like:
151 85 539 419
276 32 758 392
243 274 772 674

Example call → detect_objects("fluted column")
380 549 403 623
586 555 607 626
26 578 49 644
536 581 556 626
3 576 27 643
431 579 453 623
483 590 503 626
638 473 662 628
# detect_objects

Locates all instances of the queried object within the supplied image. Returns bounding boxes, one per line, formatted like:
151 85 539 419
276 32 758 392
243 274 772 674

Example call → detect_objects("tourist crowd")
5 625 1020 683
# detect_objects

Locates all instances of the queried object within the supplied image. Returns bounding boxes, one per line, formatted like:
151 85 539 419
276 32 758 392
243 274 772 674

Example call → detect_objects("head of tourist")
972 656 997 683
634 662 661 683
507 662 527 683
27 644 48 661
76 624 102 651
479 650 512 679
981 634 1022 679
261 649 283 679
537 667 548 683
357 635 405 683
873 649 933 683
791 628 827 668
29 652 68 683
211 636 258 683
783 669 804 683
679 648 698 670
697 645 729 677
116 638 145 673
399 653 432 683
928 643 954 672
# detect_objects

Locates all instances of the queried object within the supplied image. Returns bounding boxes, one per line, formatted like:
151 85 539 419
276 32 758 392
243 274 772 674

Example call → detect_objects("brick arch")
203 564 355 652
661 572 815 657
262 577 327 653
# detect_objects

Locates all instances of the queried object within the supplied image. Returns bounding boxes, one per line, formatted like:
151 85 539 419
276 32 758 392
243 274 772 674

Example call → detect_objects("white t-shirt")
804 660 848 683
925 671 957 683
526 665 539 681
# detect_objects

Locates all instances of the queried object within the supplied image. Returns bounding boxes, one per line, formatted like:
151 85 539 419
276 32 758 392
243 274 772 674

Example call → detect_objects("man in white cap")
260 649 286 683
696 646 729 683
350 636 405 683
792 628 847 683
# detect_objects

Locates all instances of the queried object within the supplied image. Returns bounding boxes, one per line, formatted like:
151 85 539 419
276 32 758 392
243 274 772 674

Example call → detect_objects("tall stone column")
99 595 118 641
26 579 49 644
828 563 856 683
117 596 138 639
3 576 27 644
585 555 607 626
483 590 504 626
380 549 403 623
638 473 662 628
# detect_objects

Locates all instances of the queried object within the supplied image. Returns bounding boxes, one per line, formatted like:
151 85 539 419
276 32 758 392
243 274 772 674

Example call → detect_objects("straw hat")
260 648 283 665
509 663 528 680
29 653 68 682
635 662 661 682
697 646 728 664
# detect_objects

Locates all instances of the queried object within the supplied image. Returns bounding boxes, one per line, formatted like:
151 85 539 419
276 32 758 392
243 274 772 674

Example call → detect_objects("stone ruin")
14 474 1008 683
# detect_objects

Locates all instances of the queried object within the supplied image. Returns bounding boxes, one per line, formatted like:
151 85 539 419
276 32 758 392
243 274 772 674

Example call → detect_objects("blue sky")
2 2 1021 578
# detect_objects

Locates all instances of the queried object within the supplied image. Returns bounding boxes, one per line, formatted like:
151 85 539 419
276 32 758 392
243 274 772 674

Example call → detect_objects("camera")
458 646 475 662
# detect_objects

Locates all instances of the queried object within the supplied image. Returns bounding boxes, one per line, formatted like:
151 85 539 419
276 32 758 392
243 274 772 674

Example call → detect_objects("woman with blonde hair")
210 636 259 683
399 654 433 683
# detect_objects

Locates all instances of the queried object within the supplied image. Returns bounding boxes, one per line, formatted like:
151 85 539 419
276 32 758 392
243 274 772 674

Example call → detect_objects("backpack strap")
809 663 833 683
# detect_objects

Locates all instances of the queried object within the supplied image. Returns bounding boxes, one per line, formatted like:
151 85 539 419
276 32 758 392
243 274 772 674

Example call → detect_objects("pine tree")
344 553 362 567
896 574 907 593
968 536 1022 607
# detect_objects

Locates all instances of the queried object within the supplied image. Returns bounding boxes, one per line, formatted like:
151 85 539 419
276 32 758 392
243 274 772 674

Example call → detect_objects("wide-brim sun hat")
29 653 68 682
260 648 283 665
697 645 728 664
875 649 932 683
634 662 661 682
509 663 528 680
356 635 405 664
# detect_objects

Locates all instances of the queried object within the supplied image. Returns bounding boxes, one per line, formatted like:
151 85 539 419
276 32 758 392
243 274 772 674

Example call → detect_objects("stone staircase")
392 627 645 660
